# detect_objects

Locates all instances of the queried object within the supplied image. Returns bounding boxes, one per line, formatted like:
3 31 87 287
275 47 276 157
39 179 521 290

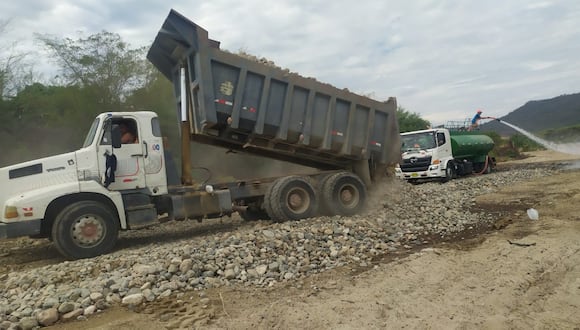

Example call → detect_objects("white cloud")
525 2 554 10
1 0 580 126
522 61 558 71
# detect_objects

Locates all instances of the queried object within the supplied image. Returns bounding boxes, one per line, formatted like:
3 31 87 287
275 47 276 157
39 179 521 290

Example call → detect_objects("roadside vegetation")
0 24 180 167
540 124 580 143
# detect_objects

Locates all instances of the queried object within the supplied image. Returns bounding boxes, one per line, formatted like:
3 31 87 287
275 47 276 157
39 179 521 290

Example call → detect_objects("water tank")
450 132 494 160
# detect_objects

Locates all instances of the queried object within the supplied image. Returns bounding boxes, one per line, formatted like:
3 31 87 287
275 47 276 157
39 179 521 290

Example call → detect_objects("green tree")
36 31 148 108
13 83 101 133
397 106 431 133
0 83 102 164
0 96 17 134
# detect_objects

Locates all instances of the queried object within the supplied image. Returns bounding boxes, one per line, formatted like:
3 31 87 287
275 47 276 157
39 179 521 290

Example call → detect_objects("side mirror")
112 125 122 148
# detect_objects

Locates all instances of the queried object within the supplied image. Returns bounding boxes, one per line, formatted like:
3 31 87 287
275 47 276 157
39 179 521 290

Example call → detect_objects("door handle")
129 141 148 157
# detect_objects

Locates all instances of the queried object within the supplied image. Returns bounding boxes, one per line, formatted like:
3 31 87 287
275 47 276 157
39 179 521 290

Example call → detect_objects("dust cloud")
185 142 316 184
0 128 81 167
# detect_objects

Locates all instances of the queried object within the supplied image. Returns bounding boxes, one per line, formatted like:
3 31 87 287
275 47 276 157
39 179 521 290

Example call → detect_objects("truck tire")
51 201 119 259
262 180 279 220
266 176 318 222
442 163 454 183
316 174 335 215
320 172 366 216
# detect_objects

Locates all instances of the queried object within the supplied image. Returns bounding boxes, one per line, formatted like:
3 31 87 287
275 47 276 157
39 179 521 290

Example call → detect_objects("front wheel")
442 163 454 183
51 201 119 259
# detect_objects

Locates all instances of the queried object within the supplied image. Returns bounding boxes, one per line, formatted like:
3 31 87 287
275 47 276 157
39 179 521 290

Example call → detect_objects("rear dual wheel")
264 176 318 222
320 172 367 216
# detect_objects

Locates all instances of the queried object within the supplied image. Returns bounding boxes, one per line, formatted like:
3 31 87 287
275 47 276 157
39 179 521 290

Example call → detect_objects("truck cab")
0 112 169 258
395 128 454 182
91 112 169 194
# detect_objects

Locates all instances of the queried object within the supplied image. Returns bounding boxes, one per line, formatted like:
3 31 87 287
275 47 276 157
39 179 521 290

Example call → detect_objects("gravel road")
0 161 567 329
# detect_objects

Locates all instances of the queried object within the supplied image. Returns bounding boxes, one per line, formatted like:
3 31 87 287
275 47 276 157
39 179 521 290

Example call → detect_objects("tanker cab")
431 130 453 167
396 129 455 180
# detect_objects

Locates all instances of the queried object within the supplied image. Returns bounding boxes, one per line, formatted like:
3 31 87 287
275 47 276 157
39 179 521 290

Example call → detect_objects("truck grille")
400 156 432 172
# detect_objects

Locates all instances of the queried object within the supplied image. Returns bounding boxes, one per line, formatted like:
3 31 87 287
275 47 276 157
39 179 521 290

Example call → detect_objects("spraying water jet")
497 121 580 155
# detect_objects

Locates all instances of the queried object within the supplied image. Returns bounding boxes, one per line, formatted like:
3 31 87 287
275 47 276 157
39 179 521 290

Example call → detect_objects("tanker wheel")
266 176 318 222
51 200 119 259
320 172 366 216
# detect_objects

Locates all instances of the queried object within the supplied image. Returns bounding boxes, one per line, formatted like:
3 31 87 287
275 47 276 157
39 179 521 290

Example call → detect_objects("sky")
1 0 580 126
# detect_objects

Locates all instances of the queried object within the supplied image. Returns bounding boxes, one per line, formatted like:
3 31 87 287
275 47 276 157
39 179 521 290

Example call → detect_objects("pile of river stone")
0 166 558 329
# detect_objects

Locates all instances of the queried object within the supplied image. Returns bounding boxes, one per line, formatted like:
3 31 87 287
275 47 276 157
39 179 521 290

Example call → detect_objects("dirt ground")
42 150 580 329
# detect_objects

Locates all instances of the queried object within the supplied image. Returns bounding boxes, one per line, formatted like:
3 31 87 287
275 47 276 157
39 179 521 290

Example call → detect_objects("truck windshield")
82 118 100 148
400 132 437 151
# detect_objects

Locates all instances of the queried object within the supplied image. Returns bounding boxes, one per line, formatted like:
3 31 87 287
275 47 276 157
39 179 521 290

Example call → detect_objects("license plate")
411 173 418 177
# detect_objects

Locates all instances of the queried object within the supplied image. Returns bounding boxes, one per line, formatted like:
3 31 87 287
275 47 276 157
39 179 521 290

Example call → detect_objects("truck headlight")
4 206 18 219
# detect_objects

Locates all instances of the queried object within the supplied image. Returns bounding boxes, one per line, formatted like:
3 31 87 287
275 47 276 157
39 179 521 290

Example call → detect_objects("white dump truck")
0 10 401 259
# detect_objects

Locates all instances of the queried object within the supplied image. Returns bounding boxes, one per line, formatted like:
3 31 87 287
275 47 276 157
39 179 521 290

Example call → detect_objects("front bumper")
395 166 444 180
0 219 42 239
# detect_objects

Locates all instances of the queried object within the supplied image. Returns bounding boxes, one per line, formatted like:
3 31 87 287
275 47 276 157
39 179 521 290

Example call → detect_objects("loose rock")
36 308 58 327
0 167 560 326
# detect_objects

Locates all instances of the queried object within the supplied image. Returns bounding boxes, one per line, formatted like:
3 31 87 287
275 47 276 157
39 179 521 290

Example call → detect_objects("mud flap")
353 159 372 187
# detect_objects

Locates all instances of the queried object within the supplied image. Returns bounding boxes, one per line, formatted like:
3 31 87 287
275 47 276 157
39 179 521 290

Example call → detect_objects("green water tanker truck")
395 127 495 183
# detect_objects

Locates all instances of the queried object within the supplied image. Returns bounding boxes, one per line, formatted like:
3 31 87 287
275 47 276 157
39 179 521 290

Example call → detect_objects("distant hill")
481 93 580 136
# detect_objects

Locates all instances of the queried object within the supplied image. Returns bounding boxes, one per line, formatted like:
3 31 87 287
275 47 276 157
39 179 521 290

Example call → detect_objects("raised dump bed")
148 10 400 176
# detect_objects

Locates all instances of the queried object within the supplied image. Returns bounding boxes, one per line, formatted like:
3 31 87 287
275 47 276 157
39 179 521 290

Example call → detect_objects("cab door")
98 117 146 191
436 131 453 158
